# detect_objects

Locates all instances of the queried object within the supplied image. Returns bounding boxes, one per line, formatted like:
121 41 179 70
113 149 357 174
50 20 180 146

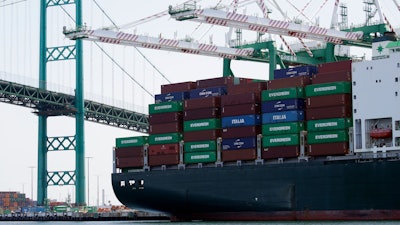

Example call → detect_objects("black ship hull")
112 158 400 221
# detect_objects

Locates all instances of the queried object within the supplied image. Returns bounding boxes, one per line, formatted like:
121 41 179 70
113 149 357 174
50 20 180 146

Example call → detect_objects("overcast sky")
0 0 398 206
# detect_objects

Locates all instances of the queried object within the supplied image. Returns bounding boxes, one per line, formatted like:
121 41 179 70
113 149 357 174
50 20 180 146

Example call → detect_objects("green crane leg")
267 42 277 80
223 58 234 77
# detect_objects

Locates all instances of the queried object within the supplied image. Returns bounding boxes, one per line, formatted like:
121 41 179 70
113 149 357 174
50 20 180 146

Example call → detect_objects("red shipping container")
116 157 144 168
308 142 349 156
115 146 144 158
184 107 221 121
222 126 261 139
184 97 221 110
149 154 180 166
317 60 352 74
222 148 256 162
149 143 180 156
306 94 352 108
306 105 352 120
227 82 267 95
149 122 183 134
161 81 196 94
184 129 222 142
312 70 352 84
267 75 311 90
197 77 236 88
262 145 300 159
222 103 261 117
149 112 182 124
221 92 260 106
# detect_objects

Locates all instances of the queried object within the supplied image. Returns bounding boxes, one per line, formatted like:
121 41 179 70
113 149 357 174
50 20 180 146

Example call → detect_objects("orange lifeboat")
370 128 392 139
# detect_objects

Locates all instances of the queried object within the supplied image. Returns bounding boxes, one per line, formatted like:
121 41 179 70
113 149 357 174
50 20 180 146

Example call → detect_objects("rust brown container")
267 76 311 90
221 93 260 106
196 77 236 88
149 122 183 135
115 146 144 158
161 81 196 94
184 129 222 142
149 112 182 124
306 105 352 120
184 97 221 110
312 70 352 84
184 108 221 121
262 145 300 159
317 60 352 74
222 103 261 117
148 153 180 166
116 157 144 168
222 148 256 162
149 143 180 156
306 94 352 108
222 126 261 139
308 142 349 156
227 82 267 95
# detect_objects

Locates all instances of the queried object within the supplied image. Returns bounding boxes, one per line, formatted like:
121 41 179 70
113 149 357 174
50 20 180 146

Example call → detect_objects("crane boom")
63 27 254 60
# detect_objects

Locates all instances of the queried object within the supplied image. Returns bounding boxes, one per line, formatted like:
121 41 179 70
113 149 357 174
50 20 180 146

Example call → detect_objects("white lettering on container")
154 105 172 110
190 122 210 127
315 134 338 139
270 126 290 131
315 122 338 128
191 144 210 149
191 155 210 160
232 119 245 124
269 91 290 97
155 136 173 141
121 139 138 144
314 86 336 92
272 114 287 120
270 137 291 143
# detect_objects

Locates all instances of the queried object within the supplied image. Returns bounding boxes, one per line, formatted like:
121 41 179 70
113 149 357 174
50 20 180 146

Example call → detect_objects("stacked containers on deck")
220 81 267 162
0 192 33 212
261 65 316 159
306 61 353 156
115 136 148 170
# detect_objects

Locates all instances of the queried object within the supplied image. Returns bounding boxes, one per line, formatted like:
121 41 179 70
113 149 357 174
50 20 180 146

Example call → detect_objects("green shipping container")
184 140 217 152
261 87 304 102
262 134 300 147
184 118 221 132
307 118 353 132
148 101 183 114
149 132 183 145
262 122 305 136
184 151 217 164
305 82 351 97
115 136 148 148
308 130 349 144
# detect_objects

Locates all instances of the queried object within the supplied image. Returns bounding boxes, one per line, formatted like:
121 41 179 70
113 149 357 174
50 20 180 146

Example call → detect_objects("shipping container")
184 96 221 110
262 110 305 124
312 70 352 84
307 118 353 132
196 76 239 88
307 130 349 144
189 86 227 99
274 65 317 79
116 157 144 168
149 112 182 124
184 107 221 121
149 143 180 155
115 136 148 148
306 94 352 108
149 132 183 145
149 154 180 166
115 146 144 158
222 148 256 162
184 151 217 164
308 142 349 156
262 134 300 147
155 91 189 103
267 75 311 90
262 87 304 102
262 122 305 136
149 122 183 134
221 114 261 128
227 82 267 95
184 140 217 152
149 101 183 114
261 98 305 113
305 81 351 97
184 118 221 132
221 92 260 106
184 129 222 142
222 126 261 139
161 81 196 94
222 137 257 150
222 103 260 117
317 60 352 74
262 145 300 159
306 105 352 120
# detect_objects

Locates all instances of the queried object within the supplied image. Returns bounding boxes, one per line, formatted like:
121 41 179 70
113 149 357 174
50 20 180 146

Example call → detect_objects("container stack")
0 192 33 212
306 61 353 156
115 136 148 170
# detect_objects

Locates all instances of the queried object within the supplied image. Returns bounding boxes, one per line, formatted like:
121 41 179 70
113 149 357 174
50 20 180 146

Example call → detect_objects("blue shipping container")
189 86 227 99
274 65 317 79
222 114 261 128
222 137 257 150
261 98 305 113
262 110 304 124
155 91 189 103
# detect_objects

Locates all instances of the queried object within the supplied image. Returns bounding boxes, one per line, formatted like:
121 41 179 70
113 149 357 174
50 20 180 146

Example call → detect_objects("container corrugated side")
261 98 305 113
184 140 217 152
262 110 305 124
221 114 261 128
262 134 300 147
184 118 221 132
262 122 305 135
155 91 189 103
305 81 351 97
161 81 196 94
262 87 304 102
222 148 256 162
222 137 257 150
149 101 183 114
115 136 148 148
274 65 317 79
262 145 300 159
308 141 349 156
307 130 349 144
184 151 217 164
148 132 183 145
307 118 353 132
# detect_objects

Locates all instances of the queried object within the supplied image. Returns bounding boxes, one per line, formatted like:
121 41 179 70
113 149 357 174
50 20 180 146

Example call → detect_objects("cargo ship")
111 35 400 221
